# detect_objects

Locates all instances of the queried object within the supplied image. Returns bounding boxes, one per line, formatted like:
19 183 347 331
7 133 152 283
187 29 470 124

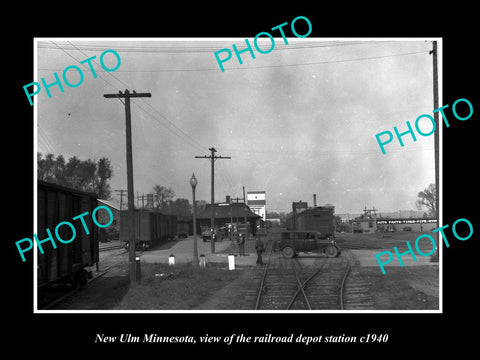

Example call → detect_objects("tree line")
38 152 113 199
150 184 207 216
37 152 207 216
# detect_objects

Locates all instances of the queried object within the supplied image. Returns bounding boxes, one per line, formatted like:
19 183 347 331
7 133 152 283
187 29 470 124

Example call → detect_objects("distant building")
96 199 121 241
246 191 266 221
351 218 377 233
96 199 121 231
376 218 437 232
195 201 261 235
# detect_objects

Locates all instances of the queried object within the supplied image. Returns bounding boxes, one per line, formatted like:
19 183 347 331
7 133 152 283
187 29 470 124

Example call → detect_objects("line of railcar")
37 183 180 286
37 181 99 289
119 209 178 249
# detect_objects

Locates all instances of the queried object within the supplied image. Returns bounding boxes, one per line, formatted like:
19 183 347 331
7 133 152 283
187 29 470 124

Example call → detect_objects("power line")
37 126 57 154
221 144 433 157
49 40 120 91
38 50 430 73
65 40 132 91
50 41 208 153
136 100 207 152
130 101 206 152
37 137 50 154
66 40 208 152
37 40 397 53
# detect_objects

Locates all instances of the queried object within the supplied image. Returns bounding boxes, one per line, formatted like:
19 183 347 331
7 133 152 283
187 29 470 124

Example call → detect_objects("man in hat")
255 237 265 265
237 233 245 256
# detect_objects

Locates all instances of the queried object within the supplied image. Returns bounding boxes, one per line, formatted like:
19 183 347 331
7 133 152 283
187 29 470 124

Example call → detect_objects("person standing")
237 233 245 256
255 237 265 265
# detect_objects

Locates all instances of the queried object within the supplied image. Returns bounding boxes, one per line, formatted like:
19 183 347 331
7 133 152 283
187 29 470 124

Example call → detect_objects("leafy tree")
37 152 113 199
194 199 207 214
93 157 113 199
38 153 58 182
152 185 175 210
335 215 349 232
415 184 436 217
167 198 192 216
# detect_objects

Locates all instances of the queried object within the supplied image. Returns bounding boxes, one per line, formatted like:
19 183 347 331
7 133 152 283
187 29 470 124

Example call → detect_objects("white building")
247 191 266 221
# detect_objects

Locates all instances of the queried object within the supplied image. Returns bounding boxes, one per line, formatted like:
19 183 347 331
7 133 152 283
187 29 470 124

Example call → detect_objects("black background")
6 4 478 355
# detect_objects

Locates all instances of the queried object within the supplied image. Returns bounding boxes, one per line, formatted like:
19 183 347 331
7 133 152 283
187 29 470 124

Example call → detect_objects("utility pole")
104 89 152 283
115 189 127 211
229 196 233 240
195 147 231 253
430 41 440 254
243 186 247 226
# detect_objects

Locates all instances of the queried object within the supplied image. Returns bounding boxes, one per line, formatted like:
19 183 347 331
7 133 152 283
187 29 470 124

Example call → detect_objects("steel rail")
254 238 275 310
339 260 351 310
286 260 322 310
99 244 125 252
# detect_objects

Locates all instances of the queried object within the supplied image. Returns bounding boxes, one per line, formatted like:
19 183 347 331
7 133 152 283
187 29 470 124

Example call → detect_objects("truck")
200 226 228 242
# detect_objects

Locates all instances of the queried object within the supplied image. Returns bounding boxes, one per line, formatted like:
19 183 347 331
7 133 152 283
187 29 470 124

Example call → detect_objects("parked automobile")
403 226 412 231
201 226 228 242
276 230 339 258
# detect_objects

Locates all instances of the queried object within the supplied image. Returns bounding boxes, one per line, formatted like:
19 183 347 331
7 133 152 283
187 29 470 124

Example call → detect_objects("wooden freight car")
287 206 336 240
37 181 99 288
119 209 177 249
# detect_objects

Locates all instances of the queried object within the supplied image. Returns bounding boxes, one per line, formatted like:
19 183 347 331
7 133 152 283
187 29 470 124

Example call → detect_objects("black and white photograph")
32 37 442 313
6 8 479 355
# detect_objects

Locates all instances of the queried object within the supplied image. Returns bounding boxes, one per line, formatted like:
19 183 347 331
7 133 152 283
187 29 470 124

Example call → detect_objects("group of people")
234 233 265 266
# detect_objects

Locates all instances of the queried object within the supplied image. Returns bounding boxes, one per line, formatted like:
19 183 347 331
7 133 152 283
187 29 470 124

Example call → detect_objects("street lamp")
190 173 199 268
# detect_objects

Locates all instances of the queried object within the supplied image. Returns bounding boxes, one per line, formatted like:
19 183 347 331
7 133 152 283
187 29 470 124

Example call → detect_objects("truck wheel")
282 246 295 258
325 245 339 258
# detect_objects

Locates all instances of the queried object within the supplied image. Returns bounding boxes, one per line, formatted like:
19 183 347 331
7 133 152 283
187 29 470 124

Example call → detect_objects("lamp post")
190 173 199 268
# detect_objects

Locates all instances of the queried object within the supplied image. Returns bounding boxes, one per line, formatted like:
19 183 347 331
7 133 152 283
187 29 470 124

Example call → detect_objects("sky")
35 38 438 215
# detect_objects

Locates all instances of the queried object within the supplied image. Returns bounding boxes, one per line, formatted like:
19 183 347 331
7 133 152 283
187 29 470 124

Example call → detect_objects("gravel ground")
47 231 440 311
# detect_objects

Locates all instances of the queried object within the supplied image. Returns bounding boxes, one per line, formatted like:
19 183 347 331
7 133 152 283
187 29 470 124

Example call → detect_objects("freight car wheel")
282 246 295 258
325 245 339 258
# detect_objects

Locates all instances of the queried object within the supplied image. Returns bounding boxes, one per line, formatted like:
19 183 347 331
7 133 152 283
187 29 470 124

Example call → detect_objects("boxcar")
120 209 178 249
37 181 99 288
287 207 335 239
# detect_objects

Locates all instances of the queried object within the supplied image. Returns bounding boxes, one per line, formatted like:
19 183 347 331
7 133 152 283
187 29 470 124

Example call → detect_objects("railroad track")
99 244 125 252
40 246 138 310
253 244 372 310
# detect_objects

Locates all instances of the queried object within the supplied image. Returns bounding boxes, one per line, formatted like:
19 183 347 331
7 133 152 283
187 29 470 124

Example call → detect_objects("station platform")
138 236 266 268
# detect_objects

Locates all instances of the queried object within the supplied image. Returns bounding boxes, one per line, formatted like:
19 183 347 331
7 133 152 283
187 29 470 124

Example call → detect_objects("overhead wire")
38 50 430 73
37 136 50 154
37 126 57 154
50 40 209 153
37 40 398 53
39 41 433 166
65 40 208 153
